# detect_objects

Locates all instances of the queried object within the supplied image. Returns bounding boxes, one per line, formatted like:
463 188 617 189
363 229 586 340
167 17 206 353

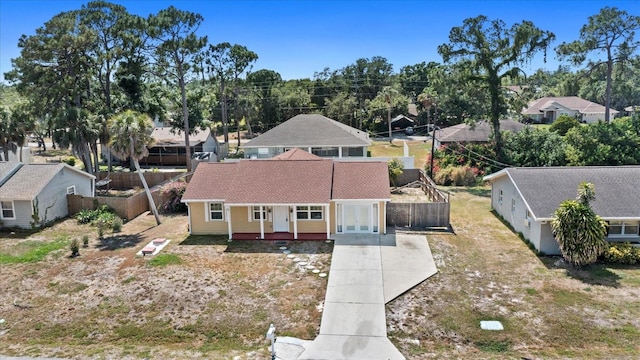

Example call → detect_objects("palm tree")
551 182 607 267
108 110 161 225
380 86 399 144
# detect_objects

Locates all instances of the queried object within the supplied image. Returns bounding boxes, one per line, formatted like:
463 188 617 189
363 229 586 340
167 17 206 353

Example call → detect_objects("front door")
343 205 370 233
273 206 289 232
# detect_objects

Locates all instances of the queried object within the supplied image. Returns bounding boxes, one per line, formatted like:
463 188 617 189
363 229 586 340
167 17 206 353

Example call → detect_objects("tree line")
1 2 639 172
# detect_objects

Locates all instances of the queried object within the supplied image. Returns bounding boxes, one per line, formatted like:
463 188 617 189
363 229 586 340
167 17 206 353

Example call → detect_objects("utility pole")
429 102 438 179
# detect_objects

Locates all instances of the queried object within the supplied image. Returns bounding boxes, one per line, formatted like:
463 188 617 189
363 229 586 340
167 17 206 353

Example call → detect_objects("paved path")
290 232 437 360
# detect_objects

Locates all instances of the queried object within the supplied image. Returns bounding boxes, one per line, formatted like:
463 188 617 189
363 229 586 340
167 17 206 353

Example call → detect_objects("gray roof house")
0 162 95 228
242 114 371 159
433 120 526 148
523 96 618 124
484 166 640 255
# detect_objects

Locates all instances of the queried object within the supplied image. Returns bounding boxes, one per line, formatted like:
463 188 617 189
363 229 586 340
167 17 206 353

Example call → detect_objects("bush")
63 157 76 166
602 242 640 264
112 217 123 232
434 165 478 186
549 115 580 136
160 181 188 213
82 235 89 248
69 238 80 257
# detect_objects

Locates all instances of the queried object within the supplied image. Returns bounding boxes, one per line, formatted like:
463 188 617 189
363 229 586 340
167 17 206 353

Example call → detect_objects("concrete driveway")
278 232 438 360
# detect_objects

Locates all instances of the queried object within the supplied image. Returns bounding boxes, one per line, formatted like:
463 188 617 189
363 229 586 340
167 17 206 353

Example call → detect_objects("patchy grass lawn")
369 140 430 169
0 213 331 359
387 186 640 359
3 187 640 359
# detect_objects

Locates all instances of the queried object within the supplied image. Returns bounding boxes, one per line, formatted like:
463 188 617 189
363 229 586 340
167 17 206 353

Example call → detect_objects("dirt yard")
2 187 640 359
0 213 332 359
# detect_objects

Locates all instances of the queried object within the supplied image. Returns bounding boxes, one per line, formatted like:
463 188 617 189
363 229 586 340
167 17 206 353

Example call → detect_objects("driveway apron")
298 234 405 360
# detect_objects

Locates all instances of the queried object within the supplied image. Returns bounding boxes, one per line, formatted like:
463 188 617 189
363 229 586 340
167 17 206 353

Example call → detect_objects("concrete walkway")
287 232 438 360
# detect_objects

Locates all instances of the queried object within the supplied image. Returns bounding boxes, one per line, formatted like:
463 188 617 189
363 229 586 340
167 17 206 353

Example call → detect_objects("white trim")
295 205 324 221
326 204 330 238
186 203 193 235
293 206 298 239
0 200 16 220
259 205 265 239
207 202 224 221
226 205 232 239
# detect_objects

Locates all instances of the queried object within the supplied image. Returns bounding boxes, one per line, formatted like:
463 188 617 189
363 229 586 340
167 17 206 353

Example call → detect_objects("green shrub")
112 217 123 232
69 238 80 257
434 166 455 186
82 235 89 248
602 242 640 264
63 157 76 166
75 209 94 224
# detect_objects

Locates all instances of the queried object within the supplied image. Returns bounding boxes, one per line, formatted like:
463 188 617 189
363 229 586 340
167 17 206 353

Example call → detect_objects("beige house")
181 149 391 240
523 96 618 124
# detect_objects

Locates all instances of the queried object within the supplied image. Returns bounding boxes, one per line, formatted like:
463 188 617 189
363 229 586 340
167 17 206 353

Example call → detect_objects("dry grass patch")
369 140 430 168
387 186 640 359
0 213 331 359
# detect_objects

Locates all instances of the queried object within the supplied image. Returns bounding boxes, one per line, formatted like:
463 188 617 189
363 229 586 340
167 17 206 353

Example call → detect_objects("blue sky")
1 0 638 83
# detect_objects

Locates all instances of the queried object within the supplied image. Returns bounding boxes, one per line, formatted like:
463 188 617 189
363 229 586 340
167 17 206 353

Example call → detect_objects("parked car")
405 127 414 135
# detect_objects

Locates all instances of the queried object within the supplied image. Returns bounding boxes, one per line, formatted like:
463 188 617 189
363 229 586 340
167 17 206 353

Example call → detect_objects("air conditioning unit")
524 219 531 228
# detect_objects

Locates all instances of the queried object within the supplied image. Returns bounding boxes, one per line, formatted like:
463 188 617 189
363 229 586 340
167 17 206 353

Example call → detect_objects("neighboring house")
243 114 371 159
484 166 640 255
0 146 31 163
624 105 639 116
433 120 526 148
390 115 415 130
523 96 619 124
0 162 95 228
181 149 390 239
140 127 222 166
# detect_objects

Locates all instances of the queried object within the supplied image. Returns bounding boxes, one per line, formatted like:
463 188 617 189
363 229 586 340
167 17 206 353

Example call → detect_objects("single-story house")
523 96 619 124
242 114 371 159
390 115 415 130
483 166 640 255
433 120 526 148
139 127 222 166
181 148 391 239
0 162 95 228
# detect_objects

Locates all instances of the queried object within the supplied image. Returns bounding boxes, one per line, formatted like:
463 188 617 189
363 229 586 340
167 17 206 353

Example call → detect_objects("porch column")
226 205 232 239
383 201 387 234
293 206 298 240
326 204 330 239
259 205 265 239
338 147 343 158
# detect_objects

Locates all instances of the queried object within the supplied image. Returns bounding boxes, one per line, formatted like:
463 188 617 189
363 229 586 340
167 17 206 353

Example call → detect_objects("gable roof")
523 96 619 116
0 163 95 201
436 120 526 143
150 127 213 147
390 115 415 128
332 161 391 200
271 148 323 160
243 114 371 148
0 162 22 186
484 166 640 220
182 150 390 204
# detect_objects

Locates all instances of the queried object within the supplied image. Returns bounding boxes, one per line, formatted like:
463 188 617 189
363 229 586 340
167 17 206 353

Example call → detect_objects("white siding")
1 200 32 228
490 176 561 254
34 169 94 225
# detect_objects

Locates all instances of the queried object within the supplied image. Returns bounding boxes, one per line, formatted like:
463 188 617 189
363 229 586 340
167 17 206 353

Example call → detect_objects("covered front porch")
225 203 332 240
231 232 330 241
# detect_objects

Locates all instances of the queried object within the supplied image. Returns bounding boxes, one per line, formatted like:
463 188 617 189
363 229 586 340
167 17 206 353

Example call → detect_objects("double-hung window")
1 201 15 219
608 221 639 237
208 203 224 221
253 206 268 221
296 206 323 220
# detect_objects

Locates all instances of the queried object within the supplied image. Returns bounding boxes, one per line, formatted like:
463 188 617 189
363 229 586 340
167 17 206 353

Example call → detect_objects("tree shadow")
96 233 144 251
540 257 622 287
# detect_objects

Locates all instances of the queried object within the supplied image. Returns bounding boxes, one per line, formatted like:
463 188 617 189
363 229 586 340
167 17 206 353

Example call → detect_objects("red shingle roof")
272 148 323 160
332 162 391 200
182 151 390 204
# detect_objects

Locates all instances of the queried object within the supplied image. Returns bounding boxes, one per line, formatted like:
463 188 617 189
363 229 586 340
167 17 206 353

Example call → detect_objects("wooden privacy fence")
386 202 450 229
68 172 191 221
95 171 185 189
387 169 450 229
